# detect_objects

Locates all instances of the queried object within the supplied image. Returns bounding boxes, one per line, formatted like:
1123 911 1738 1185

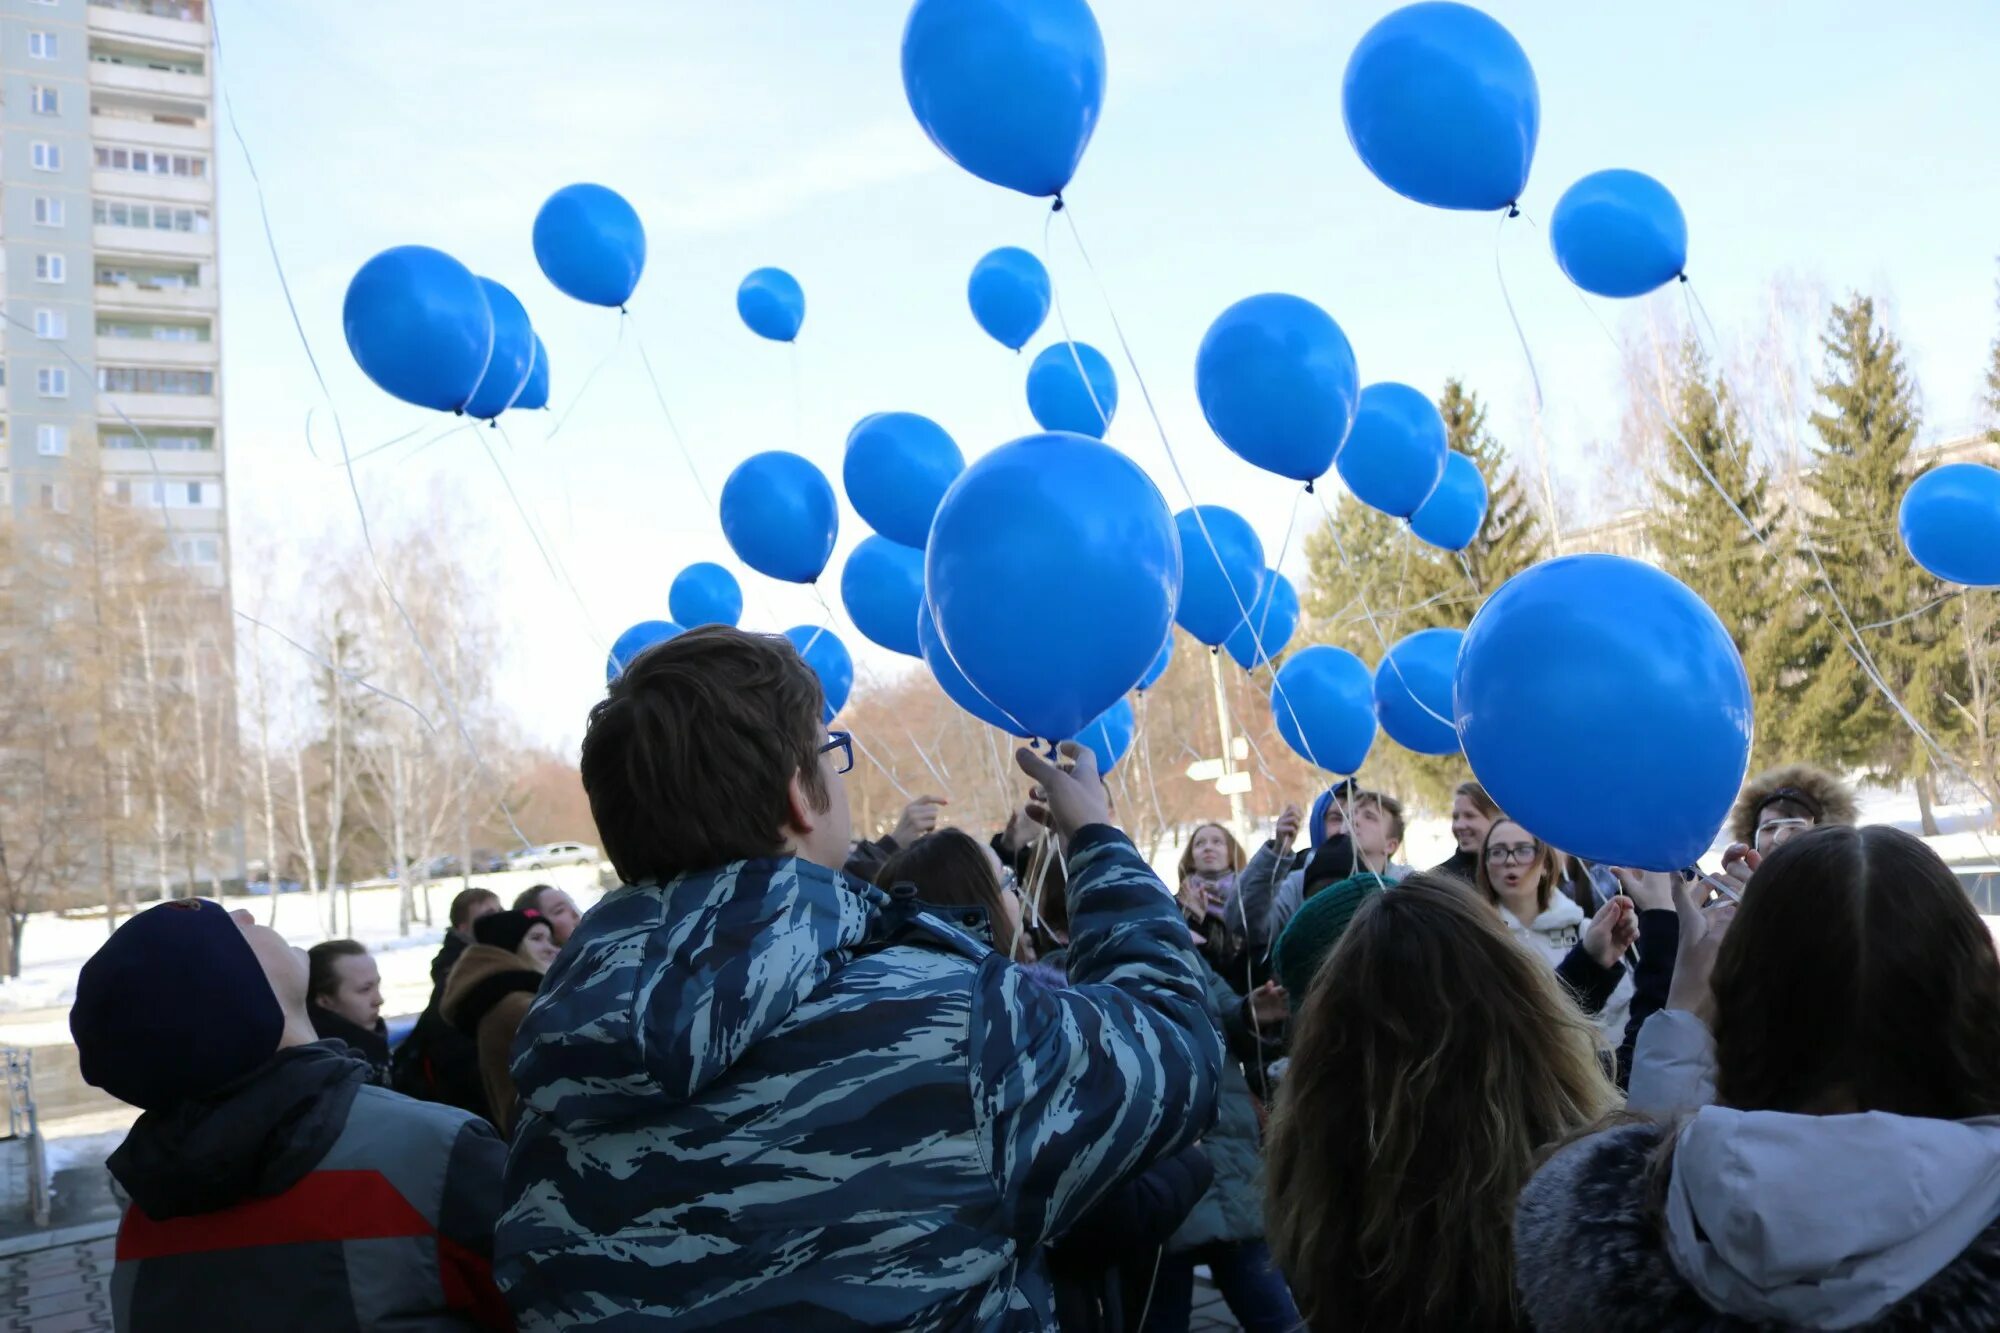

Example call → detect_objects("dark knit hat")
70 899 285 1112
473 908 544 956
1274 873 1389 993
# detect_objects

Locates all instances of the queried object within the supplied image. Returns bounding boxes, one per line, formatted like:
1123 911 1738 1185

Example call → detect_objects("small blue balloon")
1455 555 1752 871
968 246 1052 350
1341 2 1540 212
1027 341 1118 438
1899 463 2000 587
606 619 682 683
738 267 805 343
844 413 966 548
1373 627 1463 756
1550 169 1689 299
533 183 646 308
901 0 1106 198
786 625 853 724
929 431 1182 741
842 536 926 658
721 451 839 584
1338 382 1449 519
669 562 743 628
1174 506 1265 648
1196 294 1361 483
1409 452 1488 552
463 278 536 421
1077 696 1135 774
1224 570 1300 672
1138 634 1174 691
342 246 494 413
1272 645 1376 775
514 334 550 411
920 602 1022 732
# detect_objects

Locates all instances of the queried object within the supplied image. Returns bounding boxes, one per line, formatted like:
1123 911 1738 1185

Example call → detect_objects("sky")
211 0 2000 754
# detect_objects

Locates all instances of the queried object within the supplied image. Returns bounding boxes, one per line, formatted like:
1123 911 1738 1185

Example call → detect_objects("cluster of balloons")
603 562 748 683
343 247 549 421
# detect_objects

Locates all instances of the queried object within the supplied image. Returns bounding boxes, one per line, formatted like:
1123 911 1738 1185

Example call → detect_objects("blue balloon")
786 625 853 724
342 246 494 413
1027 341 1117 438
738 267 805 343
1272 646 1376 775
1224 570 1299 671
844 413 966 548
1341 2 1540 212
919 602 1022 732
1551 170 1689 299
929 432 1181 740
1077 696 1135 774
668 562 743 628
1338 382 1449 519
968 246 1052 350
1138 634 1174 690
606 619 682 683
721 451 839 584
463 278 536 420
1455 555 1752 871
1409 451 1488 552
1899 463 2000 587
901 0 1106 198
842 536 926 658
533 183 646 308
1373 627 1462 756
514 335 550 411
1174 506 1265 647
1196 294 1361 483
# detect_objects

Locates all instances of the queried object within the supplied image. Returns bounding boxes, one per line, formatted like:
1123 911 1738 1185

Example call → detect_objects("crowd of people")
65 623 2000 1331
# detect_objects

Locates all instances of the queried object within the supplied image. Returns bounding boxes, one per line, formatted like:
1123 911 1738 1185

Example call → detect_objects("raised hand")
1016 742 1111 843
1582 894 1638 969
1273 803 1303 850
890 794 949 848
1610 866 1676 913
1667 874 1738 1024
1247 980 1290 1028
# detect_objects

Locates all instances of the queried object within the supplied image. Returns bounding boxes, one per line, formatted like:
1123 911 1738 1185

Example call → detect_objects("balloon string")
851 729 916 803
1309 488 1454 731
485 422 609 651
627 307 718 511
543 312 628 446
303 419 429 468
1132 691 1174 856
1493 209 1564 538
234 610 434 730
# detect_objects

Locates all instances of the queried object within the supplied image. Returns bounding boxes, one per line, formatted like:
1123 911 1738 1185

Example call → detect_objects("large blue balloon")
1077 696 1135 774
721 452 839 584
844 413 965 548
901 0 1106 198
342 246 493 413
738 267 805 343
1196 294 1361 483
1341 2 1539 212
1550 170 1688 299
1899 463 2000 587
968 246 1052 350
668 562 743 628
1224 570 1300 672
1409 451 1488 552
929 432 1181 740
1027 341 1117 438
463 278 536 421
1455 555 1752 871
533 183 646 308
1174 506 1265 647
1338 382 1449 519
606 619 682 683
514 335 550 411
786 625 853 723
1373 627 1462 756
919 602 1021 732
842 536 926 658
1272 646 1376 775
1138 634 1174 690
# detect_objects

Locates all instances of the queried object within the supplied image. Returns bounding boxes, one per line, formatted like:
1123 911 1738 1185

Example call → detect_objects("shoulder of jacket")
348 1082 488 1145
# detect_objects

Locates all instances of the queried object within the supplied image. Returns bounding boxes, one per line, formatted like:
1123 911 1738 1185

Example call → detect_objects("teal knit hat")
1274 873 1390 992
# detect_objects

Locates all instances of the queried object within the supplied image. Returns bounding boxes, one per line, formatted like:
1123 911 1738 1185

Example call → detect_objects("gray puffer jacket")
1169 958 1284 1252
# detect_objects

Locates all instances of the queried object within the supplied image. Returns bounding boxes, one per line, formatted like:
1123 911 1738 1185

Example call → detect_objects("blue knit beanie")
1307 779 1360 850
70 899 285 1112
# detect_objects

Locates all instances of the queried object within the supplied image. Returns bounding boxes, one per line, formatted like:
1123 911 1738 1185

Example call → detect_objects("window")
94 146 207 179
173 535 220 566
92 200 211 233
33 309 67 340
31 142 62 172
97 366 213 395
101 428 211 451
41 541 75 567
37 367 69 398
36 425 69 457
32 196 64 227
39 483 71 514
109 478 219 508
31 86 59 116
28 32 58 60
35 254 66 284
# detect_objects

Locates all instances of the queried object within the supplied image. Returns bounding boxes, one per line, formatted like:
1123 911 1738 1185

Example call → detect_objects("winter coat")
431 931 470 992
1500 893 1635 1043
394 934 490 1119
1430 846 1479 885
107 1040 510 1332
495 825 1222 1331
440 944 543 1139
1050 1144 1214 1333
1169 958 1283 1254
307 1005 390 1084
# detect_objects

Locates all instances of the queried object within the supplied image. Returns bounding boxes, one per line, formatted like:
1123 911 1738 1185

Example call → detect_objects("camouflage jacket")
495 824 1221 1330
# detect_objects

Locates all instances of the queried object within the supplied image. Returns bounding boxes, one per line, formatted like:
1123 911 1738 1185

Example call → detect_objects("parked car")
472 850 510 873
507 842 600 870
424 855 465 879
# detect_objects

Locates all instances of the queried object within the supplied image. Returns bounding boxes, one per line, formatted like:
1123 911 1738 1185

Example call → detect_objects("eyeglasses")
1484 843 1540 866
1754 816 1811 845
819 730 854 775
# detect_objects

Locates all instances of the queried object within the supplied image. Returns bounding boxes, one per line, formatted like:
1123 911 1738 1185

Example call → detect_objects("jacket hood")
108 1041 366 1220
513 856 878 1127
1665 1106 2000 1328
1503 891 1584 939
1728 763 1858 845
439 943 543 1036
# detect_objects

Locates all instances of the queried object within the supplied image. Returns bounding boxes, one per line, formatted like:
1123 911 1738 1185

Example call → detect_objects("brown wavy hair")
1265 874 1615 1331
1475 818 1562 919
1176 822 1246 887
876 829 1018 960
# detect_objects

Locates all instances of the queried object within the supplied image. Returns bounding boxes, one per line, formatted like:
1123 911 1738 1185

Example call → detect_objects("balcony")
88 4 207 54
94 280 215 315
93 224 214 261
94 335 214 366
90 115 207 152
97 447 219 476
91 170 211 205
89 60 209 103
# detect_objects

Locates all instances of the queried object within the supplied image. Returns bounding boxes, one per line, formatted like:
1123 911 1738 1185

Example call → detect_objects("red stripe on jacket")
116 1170 431 1260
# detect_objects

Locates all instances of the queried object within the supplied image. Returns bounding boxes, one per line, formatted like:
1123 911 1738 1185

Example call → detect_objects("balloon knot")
1051 194 1066 214
1210 646 1221 657
1304 479 1316 495
619 304 630 315
1506 204 1520 219
1677 272 1689 284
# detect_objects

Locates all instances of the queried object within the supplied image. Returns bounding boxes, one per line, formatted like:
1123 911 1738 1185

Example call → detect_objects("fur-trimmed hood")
1728 763 1858 845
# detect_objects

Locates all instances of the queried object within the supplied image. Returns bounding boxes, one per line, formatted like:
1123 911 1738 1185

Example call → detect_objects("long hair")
1454 779 1500 820
1475 819 1561 918
1265 874 1615 1332
1177 822 1246 887
876 829 1017 959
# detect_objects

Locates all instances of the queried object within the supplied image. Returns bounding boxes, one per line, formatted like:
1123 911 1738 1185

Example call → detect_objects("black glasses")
1484 843 1540 866
820 730 854 775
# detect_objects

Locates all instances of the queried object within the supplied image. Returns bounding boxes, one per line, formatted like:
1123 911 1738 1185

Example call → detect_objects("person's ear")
784 769 820 837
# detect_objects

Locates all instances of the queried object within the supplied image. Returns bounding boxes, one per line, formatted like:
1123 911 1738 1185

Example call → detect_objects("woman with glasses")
1476 820 1638 1034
